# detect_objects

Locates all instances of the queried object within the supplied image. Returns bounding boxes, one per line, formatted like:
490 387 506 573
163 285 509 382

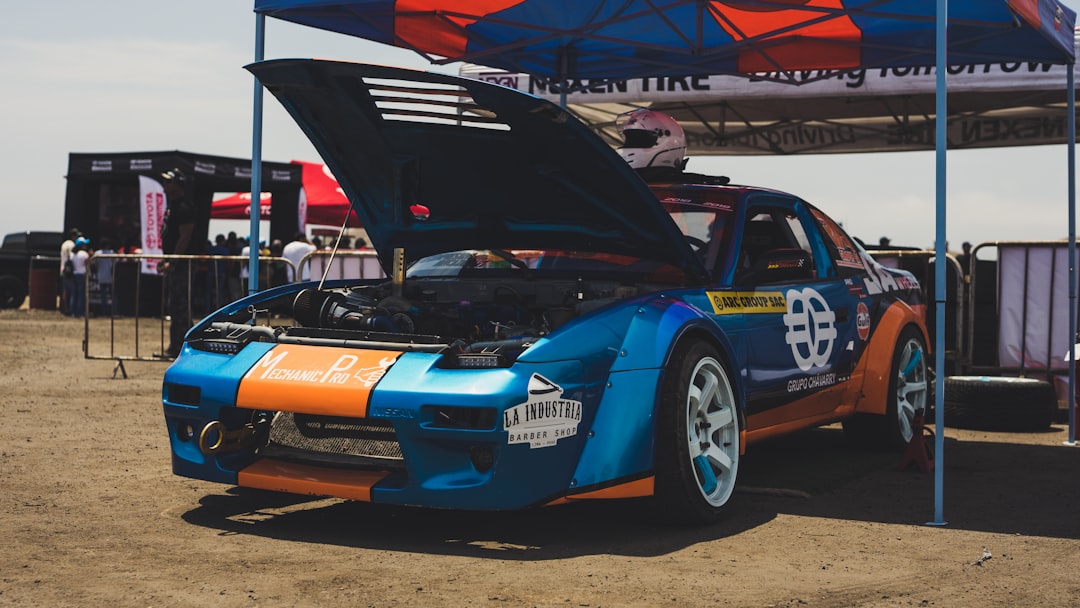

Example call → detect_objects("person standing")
268 239 288 287
225 231 242 301
205 234 230 311
239 238 251 293
59 228 80 315
71 237 90 318
158 169 196 359
282 231 316 282
94 237 116 316
956 241 974 280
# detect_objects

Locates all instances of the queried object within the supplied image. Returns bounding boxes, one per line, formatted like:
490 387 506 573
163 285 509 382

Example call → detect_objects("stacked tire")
943 376 1057 431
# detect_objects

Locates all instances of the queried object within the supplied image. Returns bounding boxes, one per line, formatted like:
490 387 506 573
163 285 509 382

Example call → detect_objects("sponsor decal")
233 166 252 179
503 374 582 449
473 72 521 89
236 346 404 416
702 201 733 211
783 287 837 372
845 277 866 298
766 257 806 272
271 169 294 181
129 158 152 171
787 371 837 393
369 407 418 419
194 161 216 175
91 160 113 172
707 290 787 314
856 302 871 341
859 251 921 294
894 275 918 290
245 348 396 387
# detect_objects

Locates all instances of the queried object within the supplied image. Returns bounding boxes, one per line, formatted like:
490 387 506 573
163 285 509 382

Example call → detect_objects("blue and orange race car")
162 60 928 524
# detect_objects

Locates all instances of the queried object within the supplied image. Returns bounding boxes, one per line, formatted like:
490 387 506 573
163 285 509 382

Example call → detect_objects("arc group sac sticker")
504 374 583 449
706 290 787 314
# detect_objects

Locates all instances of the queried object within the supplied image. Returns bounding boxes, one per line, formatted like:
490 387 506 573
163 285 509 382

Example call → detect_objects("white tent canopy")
461 32 1080 155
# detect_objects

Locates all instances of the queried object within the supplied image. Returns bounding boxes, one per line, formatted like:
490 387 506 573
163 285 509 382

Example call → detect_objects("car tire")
0 275 26 309
654 340 740 525
843 325 929 451
943 376 1056 431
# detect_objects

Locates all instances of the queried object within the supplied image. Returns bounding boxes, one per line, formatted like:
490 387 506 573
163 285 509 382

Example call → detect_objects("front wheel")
654 340 740 525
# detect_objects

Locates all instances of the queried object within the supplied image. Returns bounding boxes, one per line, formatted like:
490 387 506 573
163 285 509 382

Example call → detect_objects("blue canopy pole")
249 12 266 296
1068 63 1077 446
929 0 948 527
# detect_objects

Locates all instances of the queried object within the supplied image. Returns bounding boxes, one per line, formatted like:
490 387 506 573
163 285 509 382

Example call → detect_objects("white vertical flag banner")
139 175 166 274
298 186 308 234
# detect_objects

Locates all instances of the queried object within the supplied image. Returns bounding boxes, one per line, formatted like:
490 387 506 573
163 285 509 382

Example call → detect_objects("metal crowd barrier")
874 240 1078 407
963 241 1075 384
300 249 386 282
81 249 385 375
81 253 294 374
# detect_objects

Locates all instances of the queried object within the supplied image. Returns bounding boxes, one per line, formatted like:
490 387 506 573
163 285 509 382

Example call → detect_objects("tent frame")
245 2 1079 527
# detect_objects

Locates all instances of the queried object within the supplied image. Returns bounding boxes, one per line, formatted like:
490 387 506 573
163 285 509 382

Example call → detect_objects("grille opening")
262 411 405 470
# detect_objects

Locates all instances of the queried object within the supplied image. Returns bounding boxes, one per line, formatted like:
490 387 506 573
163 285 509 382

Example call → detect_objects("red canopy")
211 160 360 227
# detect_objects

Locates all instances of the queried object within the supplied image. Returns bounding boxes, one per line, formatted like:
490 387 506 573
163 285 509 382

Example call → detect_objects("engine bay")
188 275 652 361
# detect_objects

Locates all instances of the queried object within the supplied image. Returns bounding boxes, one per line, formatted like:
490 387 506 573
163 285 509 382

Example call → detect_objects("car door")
732 195 861 430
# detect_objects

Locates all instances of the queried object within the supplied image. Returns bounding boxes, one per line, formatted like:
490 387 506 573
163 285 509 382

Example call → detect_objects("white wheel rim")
685 356 739 506
895 337 928 443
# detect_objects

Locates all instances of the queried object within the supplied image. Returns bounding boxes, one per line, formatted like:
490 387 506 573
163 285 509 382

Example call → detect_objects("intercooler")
260 411 406 470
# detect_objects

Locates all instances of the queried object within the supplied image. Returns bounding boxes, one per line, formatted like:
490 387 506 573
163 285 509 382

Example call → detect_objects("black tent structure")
64 150 303 254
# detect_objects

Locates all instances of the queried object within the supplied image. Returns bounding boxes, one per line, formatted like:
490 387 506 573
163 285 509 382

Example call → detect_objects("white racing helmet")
616 108 687 170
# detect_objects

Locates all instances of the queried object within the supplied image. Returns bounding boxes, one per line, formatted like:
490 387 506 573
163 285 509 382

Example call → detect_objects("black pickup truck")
0 231 64 308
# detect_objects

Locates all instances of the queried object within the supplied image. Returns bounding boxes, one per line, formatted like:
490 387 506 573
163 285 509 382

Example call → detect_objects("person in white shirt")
59 228 80 315
281 231 317 282
71 237 91 317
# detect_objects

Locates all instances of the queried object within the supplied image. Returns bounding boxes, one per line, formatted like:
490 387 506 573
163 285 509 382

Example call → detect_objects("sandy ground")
1 308 1079 607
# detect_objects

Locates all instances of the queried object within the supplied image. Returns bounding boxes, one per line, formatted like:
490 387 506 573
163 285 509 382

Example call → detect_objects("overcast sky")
1 1 1077 250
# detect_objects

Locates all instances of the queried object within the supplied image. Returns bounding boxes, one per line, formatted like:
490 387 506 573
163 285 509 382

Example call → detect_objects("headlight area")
437 337 537 369
186 324 268 355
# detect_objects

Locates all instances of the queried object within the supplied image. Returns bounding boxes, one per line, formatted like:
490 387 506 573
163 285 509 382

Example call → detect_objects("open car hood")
247 59 707 280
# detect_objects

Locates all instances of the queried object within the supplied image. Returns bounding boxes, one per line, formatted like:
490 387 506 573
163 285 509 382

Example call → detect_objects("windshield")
407 249 692 283
406 186 738 282
653 186 737 275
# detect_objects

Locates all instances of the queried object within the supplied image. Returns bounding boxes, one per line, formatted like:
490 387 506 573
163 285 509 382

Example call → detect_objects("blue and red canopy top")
253 0 1076 82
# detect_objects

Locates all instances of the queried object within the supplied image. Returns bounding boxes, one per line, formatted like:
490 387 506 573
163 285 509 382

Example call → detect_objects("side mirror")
751 248 815 284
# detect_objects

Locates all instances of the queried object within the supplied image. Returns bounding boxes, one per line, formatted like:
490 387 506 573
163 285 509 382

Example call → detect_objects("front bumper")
163 342 604 510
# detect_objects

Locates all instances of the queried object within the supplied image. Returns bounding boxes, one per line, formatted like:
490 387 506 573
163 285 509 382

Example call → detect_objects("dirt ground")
2 308 1079 608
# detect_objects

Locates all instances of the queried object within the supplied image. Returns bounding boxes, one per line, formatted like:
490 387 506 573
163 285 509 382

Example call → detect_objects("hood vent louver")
364 77 509 131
